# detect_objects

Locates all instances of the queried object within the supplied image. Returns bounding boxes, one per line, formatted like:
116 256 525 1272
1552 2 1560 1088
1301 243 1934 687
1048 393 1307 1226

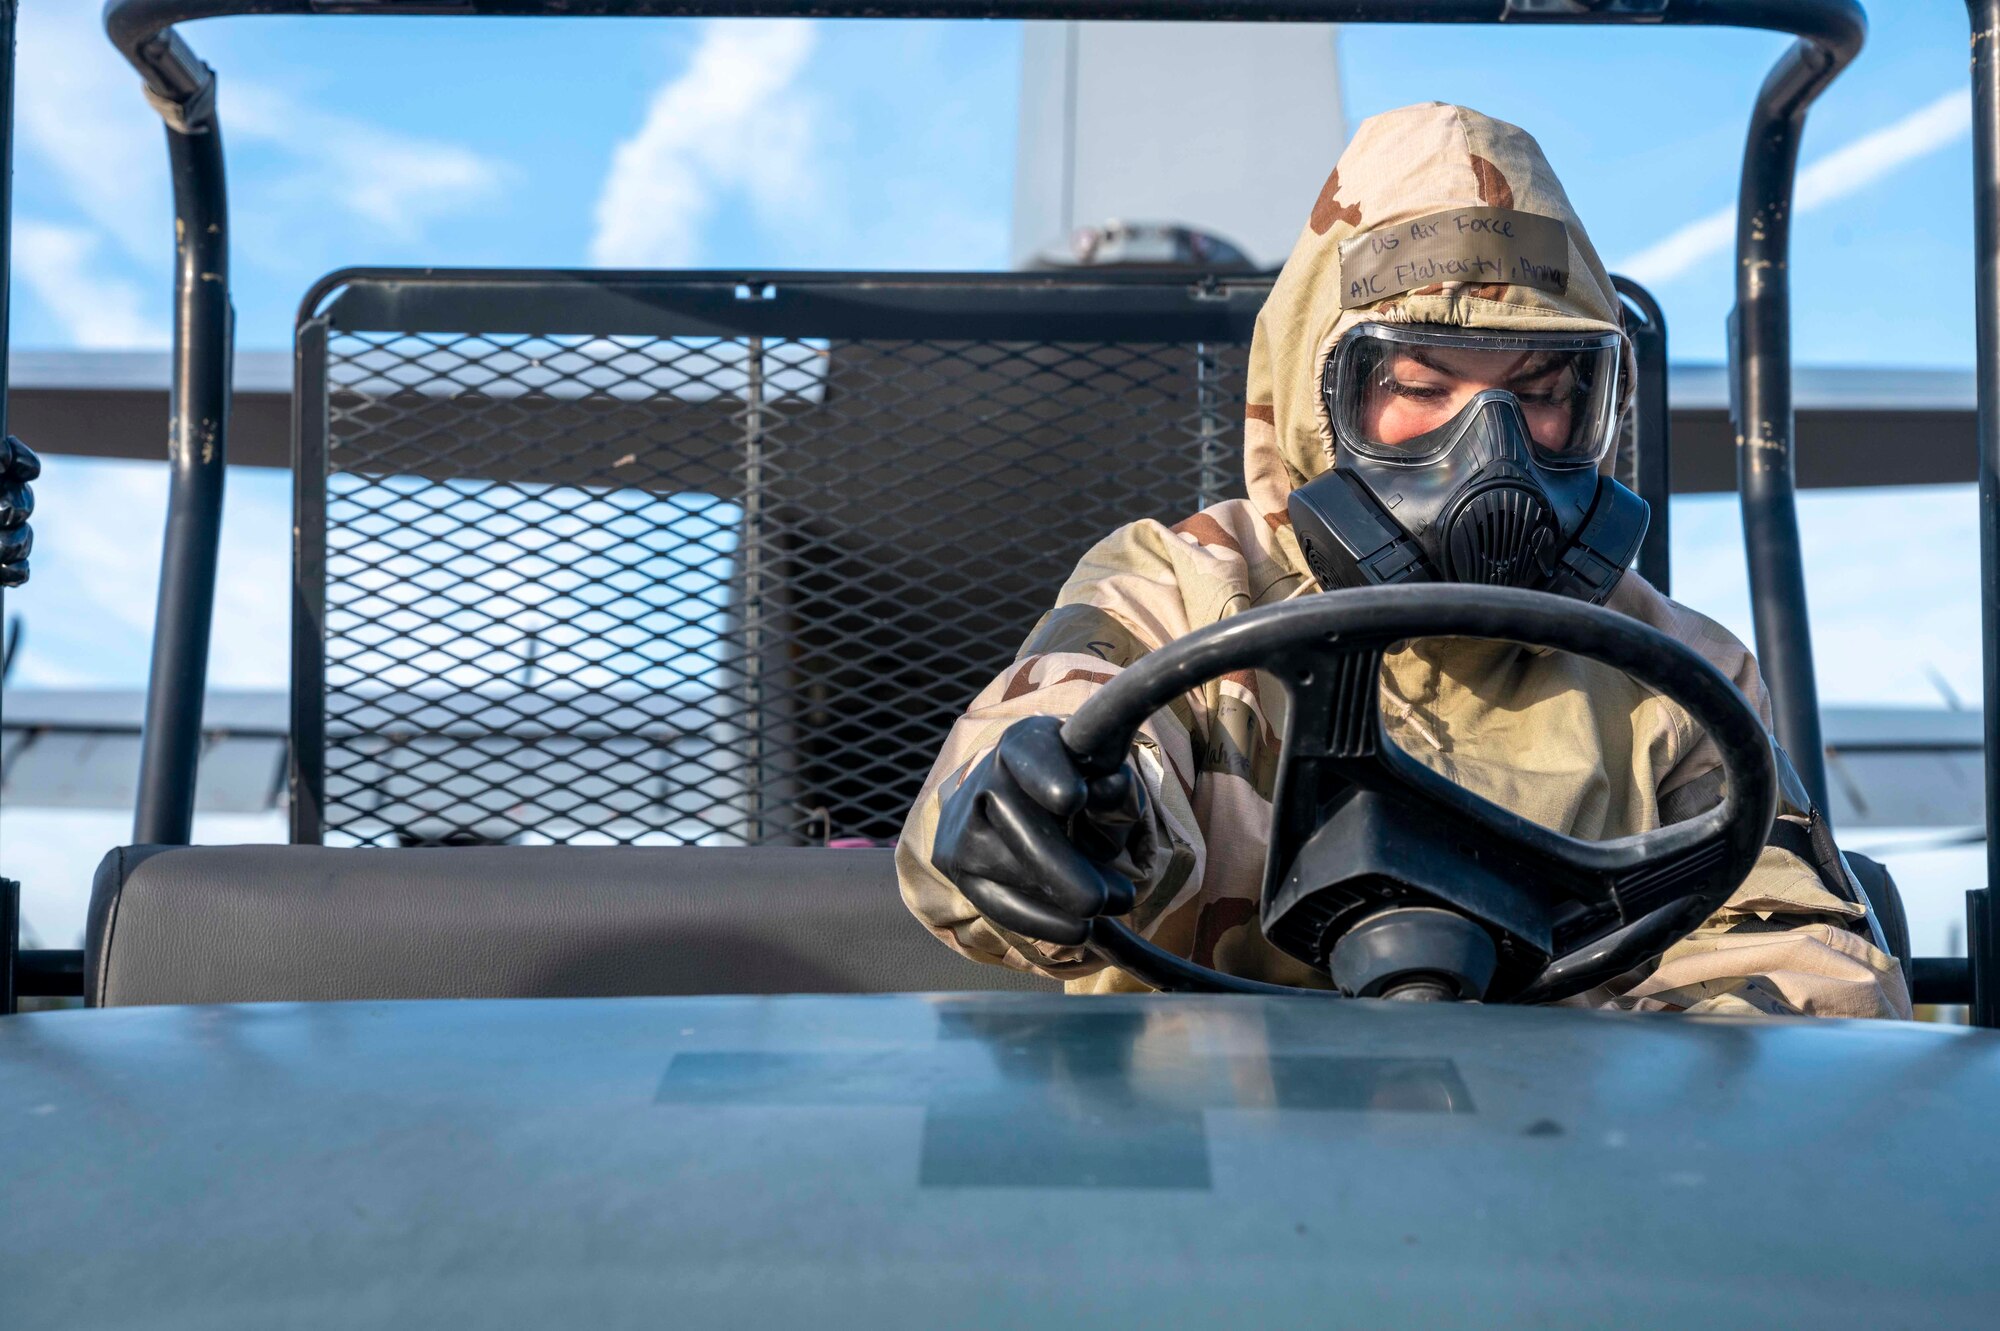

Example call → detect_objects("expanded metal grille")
298 275 1260 847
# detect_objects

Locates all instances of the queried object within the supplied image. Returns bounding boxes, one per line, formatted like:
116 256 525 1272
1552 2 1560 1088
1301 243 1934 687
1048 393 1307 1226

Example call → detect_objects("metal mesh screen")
301 276 1257 847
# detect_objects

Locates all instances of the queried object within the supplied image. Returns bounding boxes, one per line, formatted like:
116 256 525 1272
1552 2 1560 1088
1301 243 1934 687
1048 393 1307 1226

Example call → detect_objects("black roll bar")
134 117 228 853
100 0 1863 842
3 3 87 1003
1612 276 1672 595
0 2 11 450
1965 0 2000 1027
0 0 14 1013
1732 33 1848 808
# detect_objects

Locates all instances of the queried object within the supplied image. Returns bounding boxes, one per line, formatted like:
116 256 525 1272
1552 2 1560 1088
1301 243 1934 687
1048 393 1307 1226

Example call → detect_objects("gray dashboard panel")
3 993 1996 1329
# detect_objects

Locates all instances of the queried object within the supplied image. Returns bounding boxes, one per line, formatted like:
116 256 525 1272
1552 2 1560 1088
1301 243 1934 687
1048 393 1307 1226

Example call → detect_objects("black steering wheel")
1057 584 1777 1003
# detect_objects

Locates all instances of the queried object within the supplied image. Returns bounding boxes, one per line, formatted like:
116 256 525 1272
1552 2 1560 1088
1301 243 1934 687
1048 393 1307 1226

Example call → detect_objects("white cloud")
12 221 165 348
1611 209 1738 292
11 0 507 348
1616 88 1972 287
590 20 819 268
1793 90 1972 211
18 0 507 248
1671 484 1983 707
15 0 169 263
6 458 293 691
228 84 509 241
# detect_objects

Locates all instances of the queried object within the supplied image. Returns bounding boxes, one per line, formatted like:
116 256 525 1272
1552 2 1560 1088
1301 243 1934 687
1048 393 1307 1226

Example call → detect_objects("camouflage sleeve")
1588 757 1912 1018
895 524 1209 982
1595 844 1912 1018
1590 580 1912 1019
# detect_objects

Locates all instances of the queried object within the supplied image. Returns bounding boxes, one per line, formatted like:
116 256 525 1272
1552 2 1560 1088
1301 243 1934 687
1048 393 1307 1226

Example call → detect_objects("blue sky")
6 1 1988 703
5 2 1992 698
7 3 1984 362
1341 10 1979 366
11 7 1022 349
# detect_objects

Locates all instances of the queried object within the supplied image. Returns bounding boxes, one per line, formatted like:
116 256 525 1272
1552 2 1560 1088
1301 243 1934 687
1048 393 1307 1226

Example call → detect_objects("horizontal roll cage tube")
80 0 1997 1022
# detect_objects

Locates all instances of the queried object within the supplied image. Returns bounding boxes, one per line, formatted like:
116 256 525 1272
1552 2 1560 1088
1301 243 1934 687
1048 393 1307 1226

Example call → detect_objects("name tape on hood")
1338 208 1570 310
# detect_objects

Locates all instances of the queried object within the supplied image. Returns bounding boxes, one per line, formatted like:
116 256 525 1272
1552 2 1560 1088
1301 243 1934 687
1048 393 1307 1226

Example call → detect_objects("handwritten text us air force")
1336 208 1570 310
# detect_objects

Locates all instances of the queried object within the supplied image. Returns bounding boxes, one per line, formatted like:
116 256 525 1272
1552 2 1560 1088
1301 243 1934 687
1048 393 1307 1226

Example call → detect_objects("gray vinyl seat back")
85 845 1054 1007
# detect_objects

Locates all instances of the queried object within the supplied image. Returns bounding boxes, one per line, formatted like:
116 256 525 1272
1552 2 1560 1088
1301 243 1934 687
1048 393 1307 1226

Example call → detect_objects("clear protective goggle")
1322 322 1623 470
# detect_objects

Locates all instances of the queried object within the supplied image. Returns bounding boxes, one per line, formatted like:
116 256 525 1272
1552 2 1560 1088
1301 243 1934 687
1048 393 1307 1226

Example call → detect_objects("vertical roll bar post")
1731 34 1852 810
130 34 228 847
1966 0 2000 1026
1 0 14 1011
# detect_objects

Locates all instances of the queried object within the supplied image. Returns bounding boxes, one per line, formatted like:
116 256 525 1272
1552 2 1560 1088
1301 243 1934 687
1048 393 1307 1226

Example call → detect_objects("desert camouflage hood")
1245 102 1632 553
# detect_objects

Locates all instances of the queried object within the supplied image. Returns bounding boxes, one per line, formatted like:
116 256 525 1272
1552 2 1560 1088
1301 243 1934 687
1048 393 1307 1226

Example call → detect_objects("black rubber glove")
931 714 1146 946
0 436 38 588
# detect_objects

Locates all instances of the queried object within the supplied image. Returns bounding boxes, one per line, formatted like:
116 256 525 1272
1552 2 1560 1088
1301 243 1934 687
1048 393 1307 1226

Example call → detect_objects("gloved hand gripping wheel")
1057 585 1777 1003
0 435 37 589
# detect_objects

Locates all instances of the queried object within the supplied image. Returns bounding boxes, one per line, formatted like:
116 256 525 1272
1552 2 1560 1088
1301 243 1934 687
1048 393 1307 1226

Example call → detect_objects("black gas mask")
1289 322 1648 604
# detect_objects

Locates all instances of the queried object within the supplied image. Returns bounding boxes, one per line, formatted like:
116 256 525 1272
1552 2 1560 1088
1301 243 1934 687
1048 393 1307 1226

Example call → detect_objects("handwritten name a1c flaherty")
1372 253 1568 296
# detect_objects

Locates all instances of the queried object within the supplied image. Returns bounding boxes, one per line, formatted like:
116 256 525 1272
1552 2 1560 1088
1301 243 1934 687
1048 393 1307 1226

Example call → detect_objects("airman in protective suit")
898 103 1910 1019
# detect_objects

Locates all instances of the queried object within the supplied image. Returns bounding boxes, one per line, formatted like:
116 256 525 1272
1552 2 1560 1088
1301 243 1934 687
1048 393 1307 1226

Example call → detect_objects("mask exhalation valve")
1443 482 1562 587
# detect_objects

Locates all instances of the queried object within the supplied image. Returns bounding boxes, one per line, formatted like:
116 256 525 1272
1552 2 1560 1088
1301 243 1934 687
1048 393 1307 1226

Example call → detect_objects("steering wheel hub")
1329 907 1499 1001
